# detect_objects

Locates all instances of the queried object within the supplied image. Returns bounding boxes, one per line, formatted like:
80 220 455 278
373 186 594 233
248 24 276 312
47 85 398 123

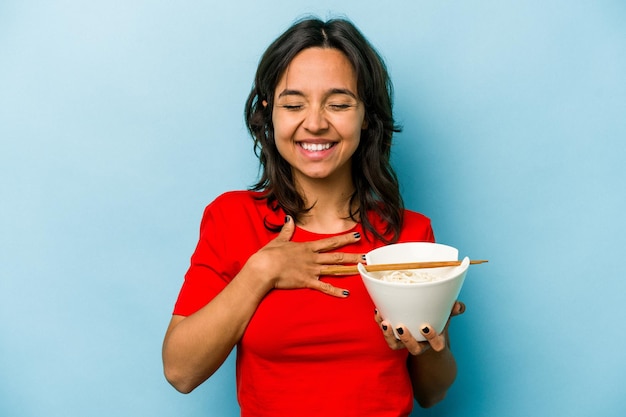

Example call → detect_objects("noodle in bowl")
375 269 442 284
358 242 470 341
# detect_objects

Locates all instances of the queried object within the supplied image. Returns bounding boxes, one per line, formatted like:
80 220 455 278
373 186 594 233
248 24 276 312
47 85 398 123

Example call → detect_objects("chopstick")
320 259 488 276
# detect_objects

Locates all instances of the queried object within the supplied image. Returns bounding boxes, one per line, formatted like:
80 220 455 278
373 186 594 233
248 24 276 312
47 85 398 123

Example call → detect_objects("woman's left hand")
374 301 466 355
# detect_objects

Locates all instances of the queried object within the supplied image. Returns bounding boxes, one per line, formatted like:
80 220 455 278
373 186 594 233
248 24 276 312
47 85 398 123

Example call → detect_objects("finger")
310 231 361 253
316 251 364 266
450 300 466 317
375 312 404 350
395 325 431 355
374 308 382 325
310 279 351 298
420 324 446 352
275 215 295 242
379 320 404 350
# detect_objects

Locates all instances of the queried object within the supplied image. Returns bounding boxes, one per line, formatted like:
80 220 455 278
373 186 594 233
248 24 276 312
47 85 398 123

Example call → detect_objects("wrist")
237 253 275 299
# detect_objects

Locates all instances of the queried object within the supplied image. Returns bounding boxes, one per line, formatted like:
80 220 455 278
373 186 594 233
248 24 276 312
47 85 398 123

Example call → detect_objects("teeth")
301 142 333 152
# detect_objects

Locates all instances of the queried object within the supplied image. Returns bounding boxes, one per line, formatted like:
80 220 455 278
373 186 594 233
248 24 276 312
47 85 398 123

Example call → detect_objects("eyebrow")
277 88 358 100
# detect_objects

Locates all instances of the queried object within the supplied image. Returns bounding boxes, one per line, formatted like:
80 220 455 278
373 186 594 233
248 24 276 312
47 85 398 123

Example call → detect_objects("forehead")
276 47 358 93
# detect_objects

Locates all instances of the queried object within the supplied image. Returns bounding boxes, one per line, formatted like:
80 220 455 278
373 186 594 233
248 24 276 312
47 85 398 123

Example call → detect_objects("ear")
262 100 268 108
361 118 368 130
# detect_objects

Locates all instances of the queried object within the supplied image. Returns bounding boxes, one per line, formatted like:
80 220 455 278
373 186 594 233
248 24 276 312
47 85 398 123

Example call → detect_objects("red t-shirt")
173 191 435 417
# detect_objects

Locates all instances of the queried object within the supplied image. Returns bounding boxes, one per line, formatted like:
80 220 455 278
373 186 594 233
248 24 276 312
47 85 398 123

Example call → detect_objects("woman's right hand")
163 216 363 393
245 216 364 298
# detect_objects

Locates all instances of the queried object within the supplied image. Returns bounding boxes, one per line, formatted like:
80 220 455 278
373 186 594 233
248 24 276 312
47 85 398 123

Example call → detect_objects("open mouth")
299 142 336 152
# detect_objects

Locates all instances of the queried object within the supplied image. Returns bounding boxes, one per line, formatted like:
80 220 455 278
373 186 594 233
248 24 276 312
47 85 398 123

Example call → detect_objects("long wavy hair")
245 17 403 243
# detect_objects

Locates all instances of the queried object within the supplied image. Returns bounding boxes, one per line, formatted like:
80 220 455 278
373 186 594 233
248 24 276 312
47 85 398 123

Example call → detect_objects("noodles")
378 270 440 283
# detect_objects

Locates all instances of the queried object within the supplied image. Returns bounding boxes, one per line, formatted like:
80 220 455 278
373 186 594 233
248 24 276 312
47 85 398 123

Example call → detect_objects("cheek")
342 119 366 142
272 126 292 149
271 114 296 140
272 129 295 160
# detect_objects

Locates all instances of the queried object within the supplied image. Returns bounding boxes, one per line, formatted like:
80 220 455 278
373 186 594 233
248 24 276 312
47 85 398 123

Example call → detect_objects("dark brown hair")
245 17 403 243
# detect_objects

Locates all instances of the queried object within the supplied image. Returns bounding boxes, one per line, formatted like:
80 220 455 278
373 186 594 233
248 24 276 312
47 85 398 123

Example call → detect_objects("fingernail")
396 327 404 335
382 324 388 331
422 327 430 334
284 215 290 223
353 232 361 239
342 290 350 296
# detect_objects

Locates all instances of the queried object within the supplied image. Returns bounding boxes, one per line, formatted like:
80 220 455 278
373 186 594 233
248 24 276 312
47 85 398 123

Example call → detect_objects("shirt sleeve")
172 202 231 317
399 210 435 243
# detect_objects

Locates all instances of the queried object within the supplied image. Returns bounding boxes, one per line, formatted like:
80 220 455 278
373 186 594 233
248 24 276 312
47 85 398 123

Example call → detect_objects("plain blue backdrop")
1 1 625 416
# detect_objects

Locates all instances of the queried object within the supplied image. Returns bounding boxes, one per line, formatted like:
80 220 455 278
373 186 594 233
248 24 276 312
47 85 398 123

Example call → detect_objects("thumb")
276 215 295 242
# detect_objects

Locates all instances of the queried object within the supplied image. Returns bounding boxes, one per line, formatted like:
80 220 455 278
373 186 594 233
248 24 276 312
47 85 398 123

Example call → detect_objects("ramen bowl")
358 242 469 341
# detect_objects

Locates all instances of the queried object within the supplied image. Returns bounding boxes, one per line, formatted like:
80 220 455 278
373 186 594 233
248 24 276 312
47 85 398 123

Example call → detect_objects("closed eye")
280 104 304 111
328 103 353 110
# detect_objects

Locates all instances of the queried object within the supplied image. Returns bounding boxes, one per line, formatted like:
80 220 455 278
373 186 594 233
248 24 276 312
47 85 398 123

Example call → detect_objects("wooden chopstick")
320 259 488 276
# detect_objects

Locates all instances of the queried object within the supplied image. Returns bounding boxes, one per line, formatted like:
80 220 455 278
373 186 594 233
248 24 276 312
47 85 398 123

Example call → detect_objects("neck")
294 176 358 234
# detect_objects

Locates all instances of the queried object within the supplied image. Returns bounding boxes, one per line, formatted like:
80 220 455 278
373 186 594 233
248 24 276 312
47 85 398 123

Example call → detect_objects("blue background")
1 1 625 416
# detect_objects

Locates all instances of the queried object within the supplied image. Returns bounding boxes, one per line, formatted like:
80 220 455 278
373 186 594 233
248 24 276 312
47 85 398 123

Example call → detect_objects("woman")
163 17 465 417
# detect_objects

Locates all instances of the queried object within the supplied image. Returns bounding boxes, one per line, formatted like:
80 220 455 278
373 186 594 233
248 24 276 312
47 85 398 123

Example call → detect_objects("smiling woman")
271 48 366 202
162 16 464 417
246 19 404 242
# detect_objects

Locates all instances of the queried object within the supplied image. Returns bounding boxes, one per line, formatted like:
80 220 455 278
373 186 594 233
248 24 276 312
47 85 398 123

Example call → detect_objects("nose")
302 106 329 132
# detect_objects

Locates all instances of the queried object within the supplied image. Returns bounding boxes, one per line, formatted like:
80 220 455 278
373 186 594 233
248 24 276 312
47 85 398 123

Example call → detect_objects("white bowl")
358 242 469 341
